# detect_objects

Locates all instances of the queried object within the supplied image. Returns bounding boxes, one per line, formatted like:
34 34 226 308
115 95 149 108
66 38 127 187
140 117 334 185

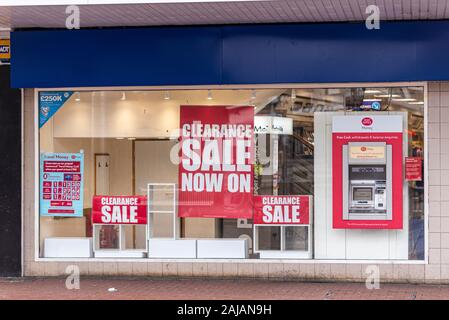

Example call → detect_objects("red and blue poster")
178 105 254 218
40 153 84 217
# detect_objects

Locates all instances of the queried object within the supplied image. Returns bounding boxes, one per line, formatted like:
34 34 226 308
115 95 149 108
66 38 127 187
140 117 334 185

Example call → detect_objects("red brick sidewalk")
0 277 449 300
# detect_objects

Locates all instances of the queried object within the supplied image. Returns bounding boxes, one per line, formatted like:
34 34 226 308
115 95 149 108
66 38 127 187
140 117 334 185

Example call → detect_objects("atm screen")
349 165 386 181
351 166 384 173
353 187 373 201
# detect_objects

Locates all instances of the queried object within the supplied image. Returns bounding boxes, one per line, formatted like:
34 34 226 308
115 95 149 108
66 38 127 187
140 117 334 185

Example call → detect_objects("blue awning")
10 20 449 88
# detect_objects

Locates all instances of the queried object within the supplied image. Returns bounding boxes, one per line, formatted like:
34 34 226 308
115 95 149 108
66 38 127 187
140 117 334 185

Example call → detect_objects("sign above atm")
349 145 385 160
332 115 403 133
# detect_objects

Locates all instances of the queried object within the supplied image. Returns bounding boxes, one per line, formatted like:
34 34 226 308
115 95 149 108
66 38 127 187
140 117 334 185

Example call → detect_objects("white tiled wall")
22 84 444 283
426 81 449 281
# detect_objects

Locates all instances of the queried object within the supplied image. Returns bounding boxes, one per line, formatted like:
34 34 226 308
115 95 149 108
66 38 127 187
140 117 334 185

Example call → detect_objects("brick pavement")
1 277 449 300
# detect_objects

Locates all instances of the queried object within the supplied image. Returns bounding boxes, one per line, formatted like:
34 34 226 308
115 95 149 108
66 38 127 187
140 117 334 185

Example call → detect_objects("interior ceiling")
1 0 448 30
71 87 424 115
75 88 285 109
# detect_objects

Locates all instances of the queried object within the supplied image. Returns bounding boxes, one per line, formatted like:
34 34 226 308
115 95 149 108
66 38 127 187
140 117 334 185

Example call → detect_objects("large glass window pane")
37 86 425 261
122 225 147 250
95 225 119 250
284 226 308 251
257 226 281 250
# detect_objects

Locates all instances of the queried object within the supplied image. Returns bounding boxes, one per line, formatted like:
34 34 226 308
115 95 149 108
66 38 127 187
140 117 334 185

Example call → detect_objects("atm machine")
331 114 404 230
313 112 408 260
342 142 392 221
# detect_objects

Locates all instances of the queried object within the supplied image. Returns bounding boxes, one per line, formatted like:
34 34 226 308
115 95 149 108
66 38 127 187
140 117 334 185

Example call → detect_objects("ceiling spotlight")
207 90 213 100
127 137 136 141
164 91 170 100
375 94 401 98
120 92 126 101
408 101 424 105
364 89 382 94
392 98 416 102
363 99 382 102
75 92 81 102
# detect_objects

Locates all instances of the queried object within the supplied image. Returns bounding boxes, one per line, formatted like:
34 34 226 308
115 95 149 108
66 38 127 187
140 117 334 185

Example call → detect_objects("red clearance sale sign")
92 196 147 225
178 106 254 218
253 195 311 225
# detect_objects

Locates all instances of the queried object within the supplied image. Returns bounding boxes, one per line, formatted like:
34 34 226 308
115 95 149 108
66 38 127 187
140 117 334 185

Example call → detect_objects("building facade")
3 1 449 282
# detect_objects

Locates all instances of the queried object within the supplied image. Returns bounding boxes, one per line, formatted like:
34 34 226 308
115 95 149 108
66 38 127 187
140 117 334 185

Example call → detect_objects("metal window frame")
31 81 428 264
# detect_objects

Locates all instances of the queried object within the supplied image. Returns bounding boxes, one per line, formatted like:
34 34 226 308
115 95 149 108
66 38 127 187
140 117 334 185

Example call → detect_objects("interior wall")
53 93 179 138
134 140 177 238
184 218 222 239
39 117 54 152
123 225 146 250
51 138 133 206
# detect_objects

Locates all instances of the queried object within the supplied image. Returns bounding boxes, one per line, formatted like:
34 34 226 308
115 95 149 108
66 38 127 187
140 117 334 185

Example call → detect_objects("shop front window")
38 86 425 261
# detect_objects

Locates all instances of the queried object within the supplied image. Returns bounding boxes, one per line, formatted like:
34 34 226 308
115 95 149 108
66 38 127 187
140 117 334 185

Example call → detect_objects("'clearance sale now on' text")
178 106 254 219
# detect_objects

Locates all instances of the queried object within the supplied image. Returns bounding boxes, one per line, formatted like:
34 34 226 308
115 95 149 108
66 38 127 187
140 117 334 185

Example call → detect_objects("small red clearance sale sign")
253 195 311 225
92 196 147 225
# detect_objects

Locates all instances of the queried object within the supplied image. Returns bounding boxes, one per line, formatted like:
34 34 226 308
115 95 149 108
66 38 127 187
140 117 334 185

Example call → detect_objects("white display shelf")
44 237 93 258
148 238 197 258
197 238 248 259
94 249 146 258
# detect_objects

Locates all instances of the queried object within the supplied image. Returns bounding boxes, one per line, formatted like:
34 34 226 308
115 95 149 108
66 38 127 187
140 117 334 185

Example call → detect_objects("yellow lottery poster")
0 39 10 63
